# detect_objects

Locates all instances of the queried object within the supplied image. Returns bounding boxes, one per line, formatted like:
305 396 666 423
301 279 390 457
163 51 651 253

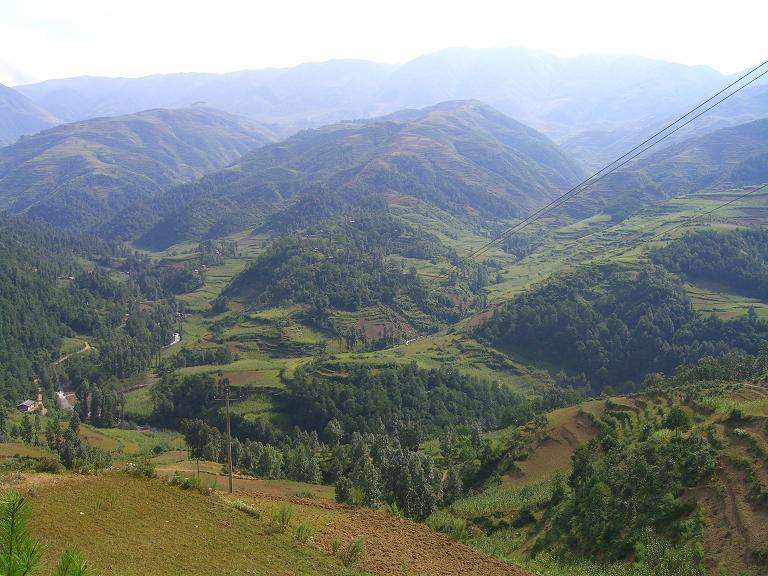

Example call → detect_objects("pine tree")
20 414 33 444
360 460 383 508
335 476 353 504
33 414 41 446
324 418 343 446
0 492 89 575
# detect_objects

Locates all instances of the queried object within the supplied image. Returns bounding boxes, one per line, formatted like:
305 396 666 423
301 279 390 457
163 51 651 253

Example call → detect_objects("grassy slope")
24 474 365 576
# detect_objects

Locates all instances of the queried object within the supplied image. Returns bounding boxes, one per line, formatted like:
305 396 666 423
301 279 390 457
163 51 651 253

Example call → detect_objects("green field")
130 185 768 426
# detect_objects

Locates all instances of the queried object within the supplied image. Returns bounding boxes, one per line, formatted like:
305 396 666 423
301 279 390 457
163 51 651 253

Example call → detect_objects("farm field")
125 185 768 427
0 467 537 576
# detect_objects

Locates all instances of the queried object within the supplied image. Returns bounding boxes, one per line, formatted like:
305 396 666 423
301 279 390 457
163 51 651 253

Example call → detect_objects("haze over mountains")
3 48 766 166
2 32 768 576
0 83 60 146
579 118 768 219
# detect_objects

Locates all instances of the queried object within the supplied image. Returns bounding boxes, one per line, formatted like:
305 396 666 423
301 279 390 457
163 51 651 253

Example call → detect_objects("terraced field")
125 184 768 427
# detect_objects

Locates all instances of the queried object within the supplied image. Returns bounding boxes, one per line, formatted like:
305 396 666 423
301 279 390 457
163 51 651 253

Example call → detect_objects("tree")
442 467 463 505
439 427 454 460
335 476 353 505
20 414 33 444
324 418 343 446
470 421 482 451
68 412 80 435
0 404 8 442
33 414 42 446
0 492 89 575
360 460 383 508
664 406 692 431
181 419 220 477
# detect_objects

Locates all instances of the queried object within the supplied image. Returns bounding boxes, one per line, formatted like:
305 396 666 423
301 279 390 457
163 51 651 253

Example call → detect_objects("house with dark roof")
17 400 35 413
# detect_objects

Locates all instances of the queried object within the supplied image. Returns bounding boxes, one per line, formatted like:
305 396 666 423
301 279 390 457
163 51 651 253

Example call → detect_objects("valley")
0 42 767 576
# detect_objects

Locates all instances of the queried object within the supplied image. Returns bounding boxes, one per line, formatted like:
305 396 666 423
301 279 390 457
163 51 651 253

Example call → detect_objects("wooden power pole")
214 375 239 494
224 383 233 494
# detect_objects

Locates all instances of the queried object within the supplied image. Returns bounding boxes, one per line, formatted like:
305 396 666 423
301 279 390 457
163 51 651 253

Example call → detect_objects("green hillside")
427 361 768 576
0 107 275 230
577 119 768 219
115 101 584 248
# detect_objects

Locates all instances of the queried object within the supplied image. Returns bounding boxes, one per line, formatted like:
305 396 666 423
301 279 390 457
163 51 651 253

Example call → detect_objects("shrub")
350 486 364 506
426 511 467 540
34 456 61 474
340 535 366 566
331 537 342 556
512 506 535 527
272 504 293 533
292 491 317 499
125 458 156 479
166 473 197 490
294 523 314 543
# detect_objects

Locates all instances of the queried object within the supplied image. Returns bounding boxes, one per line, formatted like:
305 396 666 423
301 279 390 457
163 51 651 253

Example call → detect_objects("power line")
597 182 768 262
452 59 768 269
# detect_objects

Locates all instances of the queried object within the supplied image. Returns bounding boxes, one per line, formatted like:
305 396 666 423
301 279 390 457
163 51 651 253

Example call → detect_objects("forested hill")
105 101 584 249
474 264 768 393
224 211 491 337
573 118 768 220
0 107 275 230
0 214 178 405
652 228 768 299
0 83 60 146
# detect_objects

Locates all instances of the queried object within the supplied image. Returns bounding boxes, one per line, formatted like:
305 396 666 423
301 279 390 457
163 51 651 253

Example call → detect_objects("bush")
272 504 293 533
426 511 467 540
331 537 342 556
340 535 366 566
166 472 215 495
294 523 314 543
512 506 535 527
34 456 61 474
125 458 156 479
166 473 197 490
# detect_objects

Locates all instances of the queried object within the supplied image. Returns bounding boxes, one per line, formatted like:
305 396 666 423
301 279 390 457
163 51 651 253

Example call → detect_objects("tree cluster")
476 264 768 392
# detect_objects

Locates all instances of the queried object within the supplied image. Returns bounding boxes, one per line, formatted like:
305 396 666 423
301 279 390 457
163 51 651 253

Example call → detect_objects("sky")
1 0 766 86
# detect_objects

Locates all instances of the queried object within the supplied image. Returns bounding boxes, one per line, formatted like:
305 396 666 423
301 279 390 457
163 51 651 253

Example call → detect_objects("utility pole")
214 375 239 494
224 383 233 494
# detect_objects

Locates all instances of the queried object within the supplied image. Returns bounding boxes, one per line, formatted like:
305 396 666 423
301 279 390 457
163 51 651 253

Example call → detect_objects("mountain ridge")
105 100 584 248
0 83 60 146
0 106 276 229
15 48 767 151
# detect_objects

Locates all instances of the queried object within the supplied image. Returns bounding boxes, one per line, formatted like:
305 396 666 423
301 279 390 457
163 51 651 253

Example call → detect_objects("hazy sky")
1 0 765 86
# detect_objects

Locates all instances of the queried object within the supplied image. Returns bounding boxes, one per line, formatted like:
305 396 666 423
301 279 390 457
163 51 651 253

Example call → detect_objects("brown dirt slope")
247 492 532 576
502 400 607 486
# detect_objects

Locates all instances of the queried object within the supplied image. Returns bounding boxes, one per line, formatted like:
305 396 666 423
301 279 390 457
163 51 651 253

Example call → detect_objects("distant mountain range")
103 101 584 248
0 83 60 146
6 48 767 168
0 107 275 229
